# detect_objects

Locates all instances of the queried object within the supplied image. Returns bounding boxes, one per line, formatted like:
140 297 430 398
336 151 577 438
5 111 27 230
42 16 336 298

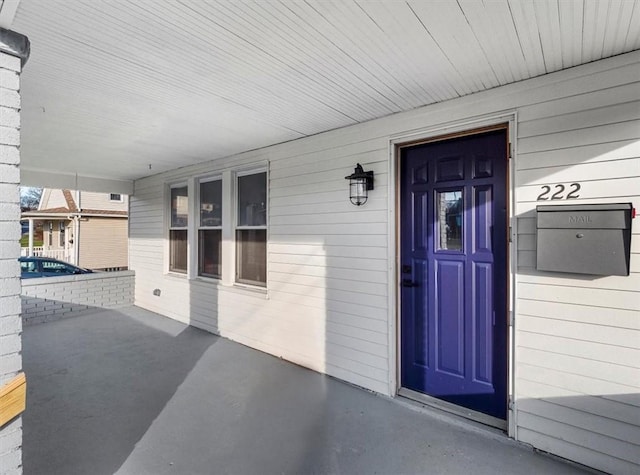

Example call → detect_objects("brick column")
0 27 29 475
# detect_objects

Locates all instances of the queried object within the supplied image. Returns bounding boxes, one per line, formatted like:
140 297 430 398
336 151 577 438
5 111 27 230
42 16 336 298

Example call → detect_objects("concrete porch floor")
23 307 588 475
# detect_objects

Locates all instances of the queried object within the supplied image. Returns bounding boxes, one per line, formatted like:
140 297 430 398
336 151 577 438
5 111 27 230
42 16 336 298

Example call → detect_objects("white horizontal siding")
518 378 638 426
129 51 640 472
78 217 128 270
79 191 128 212
130 141 392 392
519 398 640 452
513 55 640 474
517 415 640 474
516 156 638 188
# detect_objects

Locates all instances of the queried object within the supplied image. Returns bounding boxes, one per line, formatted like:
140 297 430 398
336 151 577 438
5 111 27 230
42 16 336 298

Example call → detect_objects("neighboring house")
21 189 128 270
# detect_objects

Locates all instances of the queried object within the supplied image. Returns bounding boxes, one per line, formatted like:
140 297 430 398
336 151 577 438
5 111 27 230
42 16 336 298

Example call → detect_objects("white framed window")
110 193 123 202
168 184 188 274
235 171 267 287
197 177 222 279
168 165 268 288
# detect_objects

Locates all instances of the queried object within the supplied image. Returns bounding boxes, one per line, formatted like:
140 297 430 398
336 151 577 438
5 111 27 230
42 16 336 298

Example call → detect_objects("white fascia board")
21 168 133 195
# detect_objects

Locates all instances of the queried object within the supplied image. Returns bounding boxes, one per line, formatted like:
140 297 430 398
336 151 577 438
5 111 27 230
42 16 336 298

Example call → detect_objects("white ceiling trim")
20 168 133 195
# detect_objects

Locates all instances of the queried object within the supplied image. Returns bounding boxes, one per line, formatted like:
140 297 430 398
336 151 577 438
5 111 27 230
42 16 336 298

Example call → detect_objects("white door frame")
386 111 518 436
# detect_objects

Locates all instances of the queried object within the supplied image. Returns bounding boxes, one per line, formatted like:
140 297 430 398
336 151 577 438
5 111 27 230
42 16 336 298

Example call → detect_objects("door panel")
474 185 493 252
435 260 464 377
412 192 428 253
472 261 493 384
436 155 464 181
413 259 429 368
400 129 508 420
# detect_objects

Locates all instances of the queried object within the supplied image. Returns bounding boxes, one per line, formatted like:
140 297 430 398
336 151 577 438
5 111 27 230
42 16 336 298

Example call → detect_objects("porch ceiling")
7 0 640 185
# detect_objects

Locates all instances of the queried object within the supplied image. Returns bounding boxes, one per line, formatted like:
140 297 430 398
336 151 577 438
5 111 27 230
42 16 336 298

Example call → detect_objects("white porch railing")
21 247 72 263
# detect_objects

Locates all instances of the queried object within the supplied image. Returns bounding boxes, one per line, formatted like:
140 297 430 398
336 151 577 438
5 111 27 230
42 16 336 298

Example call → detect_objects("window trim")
196 175 223 280
167 182 189 275
234 168 268 287
164 163 269 291
109 193 124 202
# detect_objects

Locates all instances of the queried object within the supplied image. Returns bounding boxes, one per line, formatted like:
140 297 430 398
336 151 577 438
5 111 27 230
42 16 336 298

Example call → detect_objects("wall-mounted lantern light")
345 163 374 206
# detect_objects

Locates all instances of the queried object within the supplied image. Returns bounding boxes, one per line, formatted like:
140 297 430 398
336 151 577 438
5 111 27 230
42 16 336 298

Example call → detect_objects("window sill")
193 276 223 286
165 271 188 280
232 282 267 295
190 276 268 298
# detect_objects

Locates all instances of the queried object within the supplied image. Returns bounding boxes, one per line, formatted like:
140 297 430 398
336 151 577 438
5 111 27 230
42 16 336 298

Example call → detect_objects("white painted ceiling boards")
7 0 640 184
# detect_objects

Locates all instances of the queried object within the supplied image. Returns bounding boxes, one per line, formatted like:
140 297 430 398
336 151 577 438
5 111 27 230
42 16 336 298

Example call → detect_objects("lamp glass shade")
349 178 368 206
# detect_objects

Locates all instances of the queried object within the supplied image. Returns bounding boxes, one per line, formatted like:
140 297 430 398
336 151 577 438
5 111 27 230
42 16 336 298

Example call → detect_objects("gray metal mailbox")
536 203 633 276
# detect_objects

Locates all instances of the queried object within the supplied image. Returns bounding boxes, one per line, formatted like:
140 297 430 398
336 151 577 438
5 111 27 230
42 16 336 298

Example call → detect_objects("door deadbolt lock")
402 279 419 288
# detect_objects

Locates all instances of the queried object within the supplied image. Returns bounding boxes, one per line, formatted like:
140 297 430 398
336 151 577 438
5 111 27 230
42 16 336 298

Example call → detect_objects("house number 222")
537 183 581 201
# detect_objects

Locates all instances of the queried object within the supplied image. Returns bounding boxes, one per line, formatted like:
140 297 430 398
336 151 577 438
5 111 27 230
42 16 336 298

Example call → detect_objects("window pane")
171 186 188 228
200 180 222 227
21 260 37 273
437 190 463 251
170 229 188 273
199 229 221 278
237 172 266 227
236 229 266 286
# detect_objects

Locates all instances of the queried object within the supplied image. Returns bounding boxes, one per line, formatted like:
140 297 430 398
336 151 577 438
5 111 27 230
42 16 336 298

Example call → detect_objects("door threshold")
397 387 507 431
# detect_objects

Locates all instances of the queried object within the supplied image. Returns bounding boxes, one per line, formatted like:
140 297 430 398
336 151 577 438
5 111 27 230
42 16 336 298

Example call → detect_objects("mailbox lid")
537 203 632 229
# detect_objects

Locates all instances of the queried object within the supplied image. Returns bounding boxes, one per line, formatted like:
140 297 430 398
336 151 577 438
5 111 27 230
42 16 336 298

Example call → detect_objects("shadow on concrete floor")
22 307 215 475
23 306 587 475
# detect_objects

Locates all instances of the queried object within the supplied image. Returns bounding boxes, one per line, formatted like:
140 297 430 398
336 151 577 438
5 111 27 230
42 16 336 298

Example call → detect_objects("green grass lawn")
20 235 43 247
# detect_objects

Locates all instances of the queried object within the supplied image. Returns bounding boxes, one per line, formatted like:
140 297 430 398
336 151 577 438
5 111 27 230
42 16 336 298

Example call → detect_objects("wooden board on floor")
0 373 26 427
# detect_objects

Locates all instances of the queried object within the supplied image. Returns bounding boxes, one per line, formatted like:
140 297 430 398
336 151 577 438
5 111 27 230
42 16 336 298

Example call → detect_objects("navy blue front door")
400 129 508 420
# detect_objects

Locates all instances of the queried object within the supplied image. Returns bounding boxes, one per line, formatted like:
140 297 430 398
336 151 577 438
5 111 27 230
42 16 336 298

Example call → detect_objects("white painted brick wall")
0 183 20 203
0 54 20 72
0 315 20 337
0 438 21 473
0 202 19 220
0 352 20 376
0 106 19 128
21 271 135 325
0 295 20 318
0 48 22 475
0 419 22 465
0 70 19 91
0 146 18 165
0 89 19 109
0 333 20 355
0 278 19 297
0 162 19 180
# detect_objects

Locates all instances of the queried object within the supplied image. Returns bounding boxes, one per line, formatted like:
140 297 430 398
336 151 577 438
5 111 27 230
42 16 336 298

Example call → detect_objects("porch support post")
0 26 29 475
73 215 80 266
27 218 33 256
